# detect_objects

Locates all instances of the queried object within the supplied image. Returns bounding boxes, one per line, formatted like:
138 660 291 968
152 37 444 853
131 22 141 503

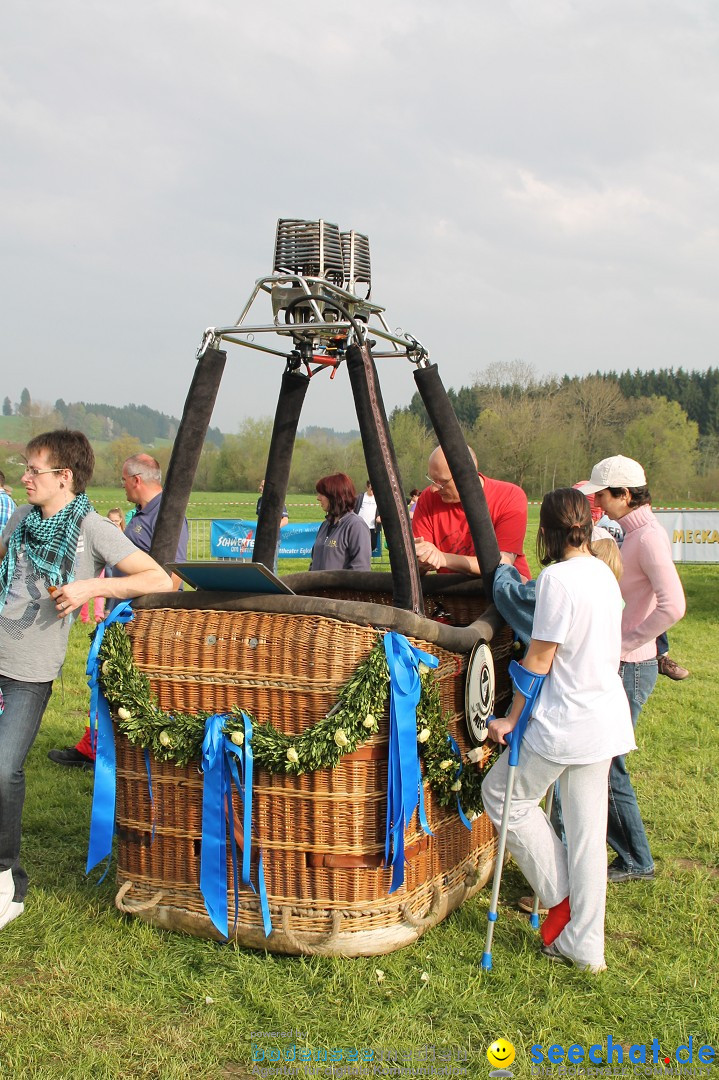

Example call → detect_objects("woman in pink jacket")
579 456 686 883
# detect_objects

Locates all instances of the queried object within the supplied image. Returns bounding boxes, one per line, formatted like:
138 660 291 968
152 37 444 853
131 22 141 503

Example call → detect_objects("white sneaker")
0 868 14 918
0 901 24 930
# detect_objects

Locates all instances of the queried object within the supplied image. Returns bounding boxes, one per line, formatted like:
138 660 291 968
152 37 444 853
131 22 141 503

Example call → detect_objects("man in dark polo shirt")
122 454 188 587
48 453 188 767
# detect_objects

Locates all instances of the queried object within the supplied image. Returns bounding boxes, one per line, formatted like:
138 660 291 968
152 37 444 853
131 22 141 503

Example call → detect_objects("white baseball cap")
577 455 647 494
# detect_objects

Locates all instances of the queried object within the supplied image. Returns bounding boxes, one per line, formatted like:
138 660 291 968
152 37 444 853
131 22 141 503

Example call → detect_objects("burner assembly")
198 217 427 380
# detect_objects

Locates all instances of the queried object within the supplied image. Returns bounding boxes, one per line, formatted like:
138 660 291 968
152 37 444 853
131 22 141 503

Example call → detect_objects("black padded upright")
346 342 423 614
414 363 501 592
151 347 226 569
253 369 310 568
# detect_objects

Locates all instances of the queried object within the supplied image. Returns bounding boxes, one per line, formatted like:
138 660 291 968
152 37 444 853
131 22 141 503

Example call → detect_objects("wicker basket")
113 596 513 955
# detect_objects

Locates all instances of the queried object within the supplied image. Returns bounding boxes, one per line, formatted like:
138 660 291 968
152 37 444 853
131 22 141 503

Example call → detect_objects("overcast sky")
3 1 717 435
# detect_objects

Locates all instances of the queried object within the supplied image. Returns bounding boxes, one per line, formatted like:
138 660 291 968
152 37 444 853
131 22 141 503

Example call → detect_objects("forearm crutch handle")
505 659 546 766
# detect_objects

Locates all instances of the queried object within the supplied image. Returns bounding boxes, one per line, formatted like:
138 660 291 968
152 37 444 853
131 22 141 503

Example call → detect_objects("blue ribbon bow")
383 632 438 893
200 712 272 940
447 734 472 831
86 601 136 878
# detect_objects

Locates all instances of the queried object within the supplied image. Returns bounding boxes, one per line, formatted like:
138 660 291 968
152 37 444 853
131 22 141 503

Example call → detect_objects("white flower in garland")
418 662 432 675
451 780 462 792
100 623 495 820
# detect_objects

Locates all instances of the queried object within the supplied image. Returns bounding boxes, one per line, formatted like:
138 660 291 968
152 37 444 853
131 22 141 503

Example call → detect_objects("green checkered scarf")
0 494 92 612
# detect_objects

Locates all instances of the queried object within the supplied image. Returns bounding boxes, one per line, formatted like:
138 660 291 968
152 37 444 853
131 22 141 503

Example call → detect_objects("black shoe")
540 943 573 967
607 861 655 883
541 942 606 973
47 746 94 769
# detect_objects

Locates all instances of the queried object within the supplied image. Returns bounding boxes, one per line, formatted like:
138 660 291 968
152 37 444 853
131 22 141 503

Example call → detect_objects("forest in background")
203 364 718 500
2 366 717 501
1 391 224 448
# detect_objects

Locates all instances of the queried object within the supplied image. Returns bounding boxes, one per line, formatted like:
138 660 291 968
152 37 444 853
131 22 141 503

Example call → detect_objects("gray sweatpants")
481 743 611 970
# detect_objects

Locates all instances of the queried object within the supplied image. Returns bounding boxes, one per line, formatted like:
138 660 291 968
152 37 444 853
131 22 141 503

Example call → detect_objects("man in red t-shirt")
412 446 531 580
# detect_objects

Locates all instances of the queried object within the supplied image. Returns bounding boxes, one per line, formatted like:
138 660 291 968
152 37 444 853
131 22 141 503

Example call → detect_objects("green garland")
97 623 498 819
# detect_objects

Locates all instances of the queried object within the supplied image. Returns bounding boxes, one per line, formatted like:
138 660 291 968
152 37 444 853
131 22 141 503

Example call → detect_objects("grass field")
87 488 340 524
86 489 719 522
1 516 718 1077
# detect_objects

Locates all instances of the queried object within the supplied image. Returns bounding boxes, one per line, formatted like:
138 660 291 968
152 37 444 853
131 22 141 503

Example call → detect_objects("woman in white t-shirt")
481 487 635 973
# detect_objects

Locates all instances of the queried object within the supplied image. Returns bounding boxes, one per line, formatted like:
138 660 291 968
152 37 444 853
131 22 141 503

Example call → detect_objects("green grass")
0 415 30 443
87 488 329 523
1 562 717 1077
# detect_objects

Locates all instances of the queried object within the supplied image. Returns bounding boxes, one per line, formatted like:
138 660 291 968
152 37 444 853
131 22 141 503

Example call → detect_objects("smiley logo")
487 1039 516 1069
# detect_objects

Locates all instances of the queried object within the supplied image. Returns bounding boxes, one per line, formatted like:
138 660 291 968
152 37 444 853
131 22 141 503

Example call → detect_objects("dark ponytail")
537 488 593 566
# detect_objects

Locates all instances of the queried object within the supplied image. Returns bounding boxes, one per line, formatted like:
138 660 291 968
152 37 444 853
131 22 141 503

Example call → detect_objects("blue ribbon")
200 712 272 940
143 749 157 843
383 632 438 893
447 734 472 831
86 601 136 878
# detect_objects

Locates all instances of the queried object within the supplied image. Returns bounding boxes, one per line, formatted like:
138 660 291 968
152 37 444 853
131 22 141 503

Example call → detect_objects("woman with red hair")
310 473 371 572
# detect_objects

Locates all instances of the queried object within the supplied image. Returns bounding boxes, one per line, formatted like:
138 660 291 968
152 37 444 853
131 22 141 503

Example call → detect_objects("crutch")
481 659 546 971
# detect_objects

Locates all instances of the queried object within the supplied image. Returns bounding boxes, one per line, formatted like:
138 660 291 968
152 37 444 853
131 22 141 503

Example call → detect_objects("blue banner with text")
210 520 321 560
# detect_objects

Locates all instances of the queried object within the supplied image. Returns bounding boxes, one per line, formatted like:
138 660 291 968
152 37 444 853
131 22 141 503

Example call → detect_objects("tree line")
398 365 719 438
196 364 714 502
2 391 223 447
388 363 716 501
3 367 717 502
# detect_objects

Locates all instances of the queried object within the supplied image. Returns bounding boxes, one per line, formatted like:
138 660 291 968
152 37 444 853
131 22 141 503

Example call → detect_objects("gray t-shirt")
309 512 371 571
1 506 138 682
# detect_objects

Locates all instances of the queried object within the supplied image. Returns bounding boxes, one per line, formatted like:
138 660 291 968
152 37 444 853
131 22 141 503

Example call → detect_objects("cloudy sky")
3 0 717 434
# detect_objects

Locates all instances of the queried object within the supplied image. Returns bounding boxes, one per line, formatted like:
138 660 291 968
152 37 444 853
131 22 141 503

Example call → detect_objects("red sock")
541 896 571 945
75 726 96 762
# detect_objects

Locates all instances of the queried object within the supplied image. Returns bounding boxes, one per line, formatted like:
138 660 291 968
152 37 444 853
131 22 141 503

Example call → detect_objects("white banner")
654 510 719 563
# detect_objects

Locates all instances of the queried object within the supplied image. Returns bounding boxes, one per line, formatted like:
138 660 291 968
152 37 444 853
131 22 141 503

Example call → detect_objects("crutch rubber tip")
481 953 493 970
530 914 540 930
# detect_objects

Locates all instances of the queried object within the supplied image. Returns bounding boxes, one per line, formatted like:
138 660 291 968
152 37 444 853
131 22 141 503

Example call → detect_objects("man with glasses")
0 430 173 929
48 452 188 769
120 454 188 585
412 446 531 580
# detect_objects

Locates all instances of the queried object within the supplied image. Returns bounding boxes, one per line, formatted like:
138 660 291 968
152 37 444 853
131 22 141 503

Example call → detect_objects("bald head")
124 453 161 484
428 446 477 473
122 453 163 509
426 445 479 504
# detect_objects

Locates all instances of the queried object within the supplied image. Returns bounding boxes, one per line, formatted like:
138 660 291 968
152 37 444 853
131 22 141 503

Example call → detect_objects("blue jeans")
606 660 657 872
0 675 53 902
